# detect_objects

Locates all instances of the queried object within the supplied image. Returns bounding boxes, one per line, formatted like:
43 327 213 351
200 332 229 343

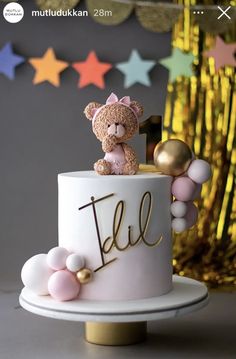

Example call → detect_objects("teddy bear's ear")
84 102 102 121
130 101 144 118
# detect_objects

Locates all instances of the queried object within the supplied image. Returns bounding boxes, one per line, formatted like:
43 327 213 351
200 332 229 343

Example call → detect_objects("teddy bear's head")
84 93 143 143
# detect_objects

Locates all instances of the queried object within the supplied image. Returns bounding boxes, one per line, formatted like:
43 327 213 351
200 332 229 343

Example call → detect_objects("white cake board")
19 275 209 345
20 275 208 322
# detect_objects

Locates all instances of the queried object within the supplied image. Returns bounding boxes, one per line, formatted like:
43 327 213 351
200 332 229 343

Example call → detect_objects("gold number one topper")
139 115 162 164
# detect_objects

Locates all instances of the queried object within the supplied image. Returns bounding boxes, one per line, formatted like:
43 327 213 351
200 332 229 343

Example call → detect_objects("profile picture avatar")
3 2 24 23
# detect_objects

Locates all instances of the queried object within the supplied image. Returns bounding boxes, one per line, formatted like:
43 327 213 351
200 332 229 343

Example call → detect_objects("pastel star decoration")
0 43 25 80
29 48 69 87
73 51 112 89
203 36 236 72
159 48 195 82
116 50 156 88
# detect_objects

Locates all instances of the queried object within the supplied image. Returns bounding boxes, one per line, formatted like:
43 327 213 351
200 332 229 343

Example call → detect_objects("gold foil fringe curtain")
5 0 231 34
162 0 236 289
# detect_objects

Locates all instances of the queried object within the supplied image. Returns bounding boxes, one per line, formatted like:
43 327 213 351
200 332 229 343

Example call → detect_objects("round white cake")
58 171 173 301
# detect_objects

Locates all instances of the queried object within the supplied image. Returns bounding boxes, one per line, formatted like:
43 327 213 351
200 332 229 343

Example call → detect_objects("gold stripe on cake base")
85 321 147 346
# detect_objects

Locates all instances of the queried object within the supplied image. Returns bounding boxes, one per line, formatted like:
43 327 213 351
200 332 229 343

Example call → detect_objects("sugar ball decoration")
21 254 54 295
76 268 93 284
66 254 85 273
154 139 193 176
187 159 211 184
171 218 187 232
171 201 187 218
172 177 196 201
47 247 69 271
48 270 80 301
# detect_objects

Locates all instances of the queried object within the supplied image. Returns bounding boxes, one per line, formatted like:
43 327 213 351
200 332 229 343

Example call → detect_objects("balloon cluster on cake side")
21 247 92 301
154 139 211 233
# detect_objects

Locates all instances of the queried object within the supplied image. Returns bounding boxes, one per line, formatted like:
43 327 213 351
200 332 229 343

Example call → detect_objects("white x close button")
217 6 231 20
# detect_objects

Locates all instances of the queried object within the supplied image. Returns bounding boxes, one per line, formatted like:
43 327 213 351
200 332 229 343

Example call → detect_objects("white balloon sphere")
66 254 85 273
47 247 69 270
21 254 54 295
171 201 187 218
171 218 187 233
187 159 211 184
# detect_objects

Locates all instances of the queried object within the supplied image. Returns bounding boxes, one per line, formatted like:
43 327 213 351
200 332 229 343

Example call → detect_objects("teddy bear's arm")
102 134 117 153
122 143 139 175
122 143 138 163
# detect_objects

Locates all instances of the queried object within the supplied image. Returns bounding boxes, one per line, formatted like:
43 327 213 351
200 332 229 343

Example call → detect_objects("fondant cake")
58 171 172 300
21 93 211 303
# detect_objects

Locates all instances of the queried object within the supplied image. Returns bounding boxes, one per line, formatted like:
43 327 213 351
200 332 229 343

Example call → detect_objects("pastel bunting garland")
116 49 156 88
159 48 195 82
29 48 69 87
73 51 112 89
0 38 235 88
203 36 236 72
0 43 25 80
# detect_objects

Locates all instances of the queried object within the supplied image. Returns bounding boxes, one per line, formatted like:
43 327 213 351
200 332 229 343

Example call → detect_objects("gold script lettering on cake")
78 191 163 273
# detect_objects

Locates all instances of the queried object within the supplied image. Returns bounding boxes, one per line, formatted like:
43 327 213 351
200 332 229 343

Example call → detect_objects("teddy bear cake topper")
84 93 143 175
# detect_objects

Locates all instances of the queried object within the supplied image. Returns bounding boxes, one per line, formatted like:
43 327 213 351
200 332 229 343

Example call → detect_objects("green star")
116 49 156 88
159 48 195 82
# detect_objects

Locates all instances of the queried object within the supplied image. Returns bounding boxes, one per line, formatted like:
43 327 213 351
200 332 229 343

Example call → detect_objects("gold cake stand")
85 321 147 345
19 275 208 346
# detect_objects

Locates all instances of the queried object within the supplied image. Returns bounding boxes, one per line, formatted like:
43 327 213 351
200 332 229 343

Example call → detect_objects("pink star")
203 36 236 71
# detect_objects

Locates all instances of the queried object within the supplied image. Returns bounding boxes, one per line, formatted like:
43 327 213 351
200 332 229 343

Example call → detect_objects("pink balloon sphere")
48 270 80 301
191 183 202 200
172 177 196 201
187 159 211 184
185 202 198 228
47 247 69 271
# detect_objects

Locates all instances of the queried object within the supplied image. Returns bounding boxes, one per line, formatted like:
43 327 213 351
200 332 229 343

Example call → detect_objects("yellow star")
29 48 68 87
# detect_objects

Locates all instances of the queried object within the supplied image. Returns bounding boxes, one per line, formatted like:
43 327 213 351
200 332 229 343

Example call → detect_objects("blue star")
116 50 156 88
0 43 25 80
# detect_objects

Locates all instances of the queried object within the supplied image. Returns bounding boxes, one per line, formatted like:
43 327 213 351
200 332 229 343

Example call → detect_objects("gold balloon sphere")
76 268 93 284
153 139 193 176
